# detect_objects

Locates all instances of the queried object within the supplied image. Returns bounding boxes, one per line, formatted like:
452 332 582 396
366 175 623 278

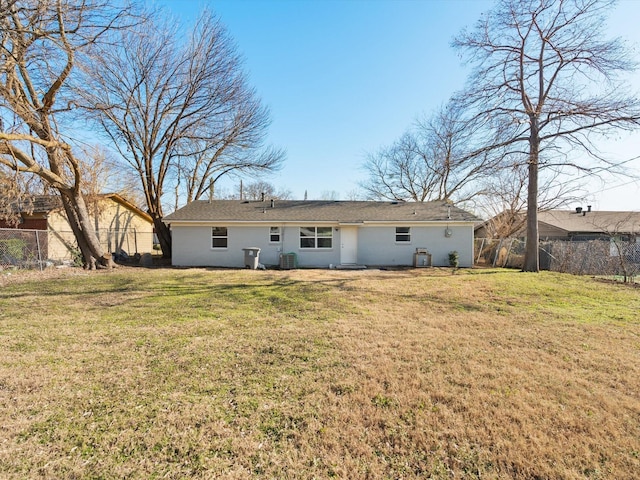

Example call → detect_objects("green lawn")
1 267 639 479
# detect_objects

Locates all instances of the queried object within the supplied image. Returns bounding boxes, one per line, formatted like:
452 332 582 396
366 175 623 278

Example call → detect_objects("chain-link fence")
474 238 527 269
5 226 637 280
474 237 640 281
0 228 48 270
1 227 154 270
541 239 639 280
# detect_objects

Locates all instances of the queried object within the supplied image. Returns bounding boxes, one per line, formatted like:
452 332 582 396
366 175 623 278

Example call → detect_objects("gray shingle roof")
164 200 482 223
5 194 151 221
5 195 62 214
538 210 640 234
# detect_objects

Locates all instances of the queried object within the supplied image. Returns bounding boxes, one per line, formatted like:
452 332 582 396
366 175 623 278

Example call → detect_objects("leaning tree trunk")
153 215 172 259
60 189 114 269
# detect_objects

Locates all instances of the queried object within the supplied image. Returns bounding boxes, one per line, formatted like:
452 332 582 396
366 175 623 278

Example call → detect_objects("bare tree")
319 190 340 201
233 180 292 201
478 163 584 238
453 0 640 271
77 145 145 225
603 214 640 283
0 166 33 226
0 0 132 268
80 8 284 258
345 189 366 201
178 147 284 206
361 101 501 202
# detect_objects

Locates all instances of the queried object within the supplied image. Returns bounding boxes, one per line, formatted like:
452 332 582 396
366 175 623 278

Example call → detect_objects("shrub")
0 238 26 261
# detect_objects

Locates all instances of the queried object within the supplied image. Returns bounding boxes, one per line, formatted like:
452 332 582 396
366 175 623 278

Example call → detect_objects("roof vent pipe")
576 207 583 214
261 192 265 202
270 199 275 208
587 205 592 212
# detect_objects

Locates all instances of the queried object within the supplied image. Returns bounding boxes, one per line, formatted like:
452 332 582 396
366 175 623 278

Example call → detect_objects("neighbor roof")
32 195 61 212
538 210 640 234
5 195 61 213
6 193 152 222
164 200 481 223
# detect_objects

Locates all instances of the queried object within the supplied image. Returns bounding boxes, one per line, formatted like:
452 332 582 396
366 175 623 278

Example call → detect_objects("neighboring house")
537 208 640 241
163 199 481 268
0 193 154 262
475 207 640 241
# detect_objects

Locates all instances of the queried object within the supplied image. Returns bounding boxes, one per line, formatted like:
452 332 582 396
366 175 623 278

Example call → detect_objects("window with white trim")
300 226 332 249
211 226 228 248
395 227 411 243
269 226 281 243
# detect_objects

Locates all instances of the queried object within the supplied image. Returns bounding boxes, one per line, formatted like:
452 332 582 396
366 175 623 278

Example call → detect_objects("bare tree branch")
453 0 640 271
361 100 503 203
0 0 137 268
77 7 284 257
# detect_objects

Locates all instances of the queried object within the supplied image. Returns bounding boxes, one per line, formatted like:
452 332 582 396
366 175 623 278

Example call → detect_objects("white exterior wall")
172 225 273 267
170 222 475 268
357 224 473 267
281 225 341 267
171 224 342 268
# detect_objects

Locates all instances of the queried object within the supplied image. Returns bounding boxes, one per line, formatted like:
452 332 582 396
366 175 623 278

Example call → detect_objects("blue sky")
157 0 640 211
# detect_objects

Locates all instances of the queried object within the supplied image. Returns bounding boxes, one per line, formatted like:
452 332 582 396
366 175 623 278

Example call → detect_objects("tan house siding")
3 194 154 262
46 196 154 261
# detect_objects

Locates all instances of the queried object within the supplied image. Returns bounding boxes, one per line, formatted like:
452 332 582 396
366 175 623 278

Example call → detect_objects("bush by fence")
0 229 48 270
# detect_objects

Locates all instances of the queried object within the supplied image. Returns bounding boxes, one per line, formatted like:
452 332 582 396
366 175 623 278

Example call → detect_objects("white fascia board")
168 220 477 227
359 221 477 227
168 220 340 227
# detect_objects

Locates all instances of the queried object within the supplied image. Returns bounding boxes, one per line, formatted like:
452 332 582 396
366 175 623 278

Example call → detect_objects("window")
300 226 332 249
211 226 228 248
269 226 281 243
396 227 411 243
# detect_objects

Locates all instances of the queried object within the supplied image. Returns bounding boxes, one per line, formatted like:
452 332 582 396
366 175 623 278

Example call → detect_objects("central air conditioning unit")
279 252 297 270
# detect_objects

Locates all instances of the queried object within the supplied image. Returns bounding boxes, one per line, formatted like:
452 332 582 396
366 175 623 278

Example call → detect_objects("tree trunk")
153 216 172 259
60 189 114 269
523 119 540 272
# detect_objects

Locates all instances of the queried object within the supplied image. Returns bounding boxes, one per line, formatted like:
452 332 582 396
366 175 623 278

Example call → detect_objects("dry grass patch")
0 267 638 479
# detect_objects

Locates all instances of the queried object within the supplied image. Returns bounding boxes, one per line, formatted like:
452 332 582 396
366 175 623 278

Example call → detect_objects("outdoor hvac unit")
413 248 432 268
279 252 297 270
